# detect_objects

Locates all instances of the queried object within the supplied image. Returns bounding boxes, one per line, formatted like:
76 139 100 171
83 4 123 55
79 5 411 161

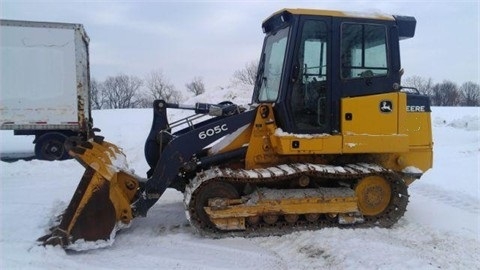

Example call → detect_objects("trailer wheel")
35 133 70 161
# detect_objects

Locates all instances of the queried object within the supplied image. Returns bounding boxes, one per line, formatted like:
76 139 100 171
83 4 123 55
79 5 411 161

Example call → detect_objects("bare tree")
185 76 205 96
403 75 433 96
431 80 460 106
459 81 480 106
90 78 104 110
102 74 143 109
231 60 258 87
144 70 181 104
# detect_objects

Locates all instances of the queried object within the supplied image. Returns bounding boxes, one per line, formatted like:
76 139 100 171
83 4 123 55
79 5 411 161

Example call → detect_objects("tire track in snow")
250 222 480 269
411 183 480 215
250 232 346 270
111 200 286 269
388 221 480 268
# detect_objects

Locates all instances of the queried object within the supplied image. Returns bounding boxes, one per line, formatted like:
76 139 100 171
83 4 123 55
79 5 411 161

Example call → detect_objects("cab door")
285 17 332 134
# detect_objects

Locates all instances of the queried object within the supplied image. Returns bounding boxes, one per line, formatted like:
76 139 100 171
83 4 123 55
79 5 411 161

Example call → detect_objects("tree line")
90 70 205 109
90 63 479 109
402 76 480 106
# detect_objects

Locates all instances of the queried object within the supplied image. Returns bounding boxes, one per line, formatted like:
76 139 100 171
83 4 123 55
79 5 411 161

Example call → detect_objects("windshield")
257 27 289 102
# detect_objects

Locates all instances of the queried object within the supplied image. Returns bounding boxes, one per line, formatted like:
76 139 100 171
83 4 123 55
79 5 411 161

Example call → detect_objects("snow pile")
433 107 479 131
183 85 253 107
1 104 479 269
446 115 479 131
402 166 423 174
274 128 330 138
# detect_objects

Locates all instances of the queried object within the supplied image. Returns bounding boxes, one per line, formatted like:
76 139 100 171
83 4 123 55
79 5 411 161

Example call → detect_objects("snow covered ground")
0 90 478 269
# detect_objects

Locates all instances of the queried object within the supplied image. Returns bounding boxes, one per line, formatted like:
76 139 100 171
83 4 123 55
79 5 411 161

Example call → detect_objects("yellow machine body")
242 92 432 178
39 8 432 249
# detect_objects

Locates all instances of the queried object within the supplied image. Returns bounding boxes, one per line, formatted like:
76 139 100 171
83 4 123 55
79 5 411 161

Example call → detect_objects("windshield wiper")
255 53 266 89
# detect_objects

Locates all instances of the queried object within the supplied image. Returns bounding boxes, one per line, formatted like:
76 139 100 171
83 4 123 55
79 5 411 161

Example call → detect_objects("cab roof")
262 8 415 39
264 8 396 23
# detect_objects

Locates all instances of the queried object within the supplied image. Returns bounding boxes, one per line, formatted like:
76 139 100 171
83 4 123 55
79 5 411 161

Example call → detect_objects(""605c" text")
198 124 228 139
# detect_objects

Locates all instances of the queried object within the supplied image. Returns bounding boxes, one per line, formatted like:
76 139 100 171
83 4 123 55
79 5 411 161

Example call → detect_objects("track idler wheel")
247 216 261 225
355 173 409 227
263 215 279 225
355 175 392 216
305 213 320 222
284 214 299 224
193 182 240 229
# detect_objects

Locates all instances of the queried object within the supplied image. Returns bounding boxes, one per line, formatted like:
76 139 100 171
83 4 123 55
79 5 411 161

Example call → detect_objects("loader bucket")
38 136 141 249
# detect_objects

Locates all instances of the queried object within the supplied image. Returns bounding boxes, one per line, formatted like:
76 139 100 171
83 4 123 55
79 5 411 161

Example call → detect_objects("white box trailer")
0 19 92 160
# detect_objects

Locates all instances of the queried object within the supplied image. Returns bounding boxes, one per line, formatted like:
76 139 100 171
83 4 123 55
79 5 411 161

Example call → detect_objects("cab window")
341 23 388 79
257 27 289 102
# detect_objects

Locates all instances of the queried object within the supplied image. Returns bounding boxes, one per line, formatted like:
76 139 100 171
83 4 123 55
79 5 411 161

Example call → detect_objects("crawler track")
184 163 409 238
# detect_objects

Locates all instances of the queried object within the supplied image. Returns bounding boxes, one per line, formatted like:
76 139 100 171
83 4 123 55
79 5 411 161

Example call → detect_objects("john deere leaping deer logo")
380 100 393 113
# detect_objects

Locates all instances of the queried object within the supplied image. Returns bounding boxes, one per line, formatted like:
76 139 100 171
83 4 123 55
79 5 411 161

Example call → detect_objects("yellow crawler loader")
39 8 433 248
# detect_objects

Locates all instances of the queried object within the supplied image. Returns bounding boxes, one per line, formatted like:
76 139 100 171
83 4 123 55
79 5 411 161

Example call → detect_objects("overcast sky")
2 0 479 92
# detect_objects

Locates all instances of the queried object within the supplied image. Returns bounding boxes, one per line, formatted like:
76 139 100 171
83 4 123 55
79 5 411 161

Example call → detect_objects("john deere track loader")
39 8 432 248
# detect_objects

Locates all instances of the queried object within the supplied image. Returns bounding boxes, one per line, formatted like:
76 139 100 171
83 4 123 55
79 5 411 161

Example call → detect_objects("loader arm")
144 100 245 176
135 100 257 216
